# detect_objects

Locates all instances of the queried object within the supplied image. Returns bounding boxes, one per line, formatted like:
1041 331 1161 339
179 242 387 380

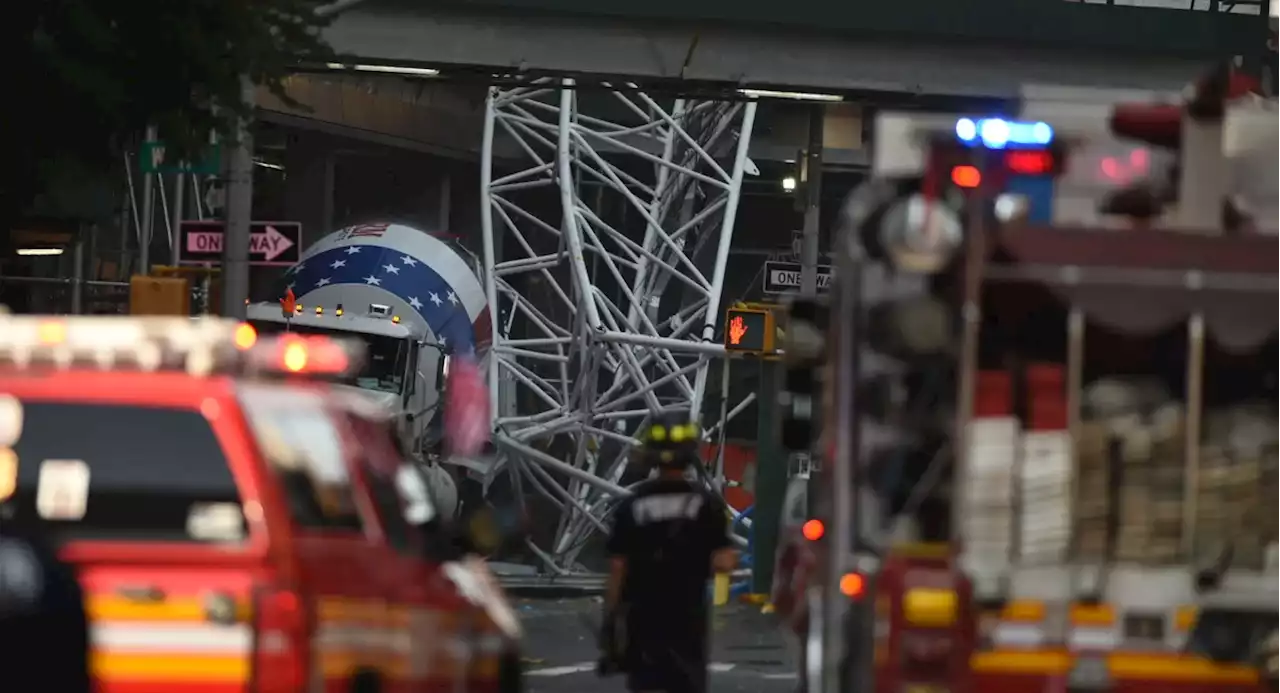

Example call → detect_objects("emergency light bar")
244 332 363 376
0 315 364 378
955 117 1053 149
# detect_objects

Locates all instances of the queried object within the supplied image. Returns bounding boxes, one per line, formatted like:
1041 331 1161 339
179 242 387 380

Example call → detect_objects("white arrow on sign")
249 225 296 262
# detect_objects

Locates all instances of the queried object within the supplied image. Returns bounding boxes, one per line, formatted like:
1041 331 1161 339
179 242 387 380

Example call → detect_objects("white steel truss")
479 78 758 573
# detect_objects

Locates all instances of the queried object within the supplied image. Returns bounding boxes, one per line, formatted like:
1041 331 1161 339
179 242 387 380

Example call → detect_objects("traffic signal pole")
752 355 784 595
799 106 824 301
800 105 825 511
210 0 363 317
221 75 254 319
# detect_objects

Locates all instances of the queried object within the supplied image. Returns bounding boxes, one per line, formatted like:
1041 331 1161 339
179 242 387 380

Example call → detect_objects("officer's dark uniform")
603 418 732 693
0 523 92 692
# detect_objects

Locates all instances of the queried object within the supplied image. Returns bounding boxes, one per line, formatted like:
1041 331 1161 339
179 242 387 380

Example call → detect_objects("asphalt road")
515 597 800 693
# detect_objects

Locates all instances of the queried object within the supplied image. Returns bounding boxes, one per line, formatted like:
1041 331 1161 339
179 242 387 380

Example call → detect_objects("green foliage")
5 0 336 231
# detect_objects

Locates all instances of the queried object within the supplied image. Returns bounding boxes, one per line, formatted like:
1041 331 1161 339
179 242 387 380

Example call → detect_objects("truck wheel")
350 669 382 693
499 650 523 693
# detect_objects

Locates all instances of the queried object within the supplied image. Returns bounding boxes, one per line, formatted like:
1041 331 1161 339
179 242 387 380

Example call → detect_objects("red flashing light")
1005 150 1055 176
802 519 825 542
233 323 258 351
839 572 865 598
950 165 981 189
264 334 352 376
282 341 308 372
1098 149 1150 184
1130 148 1148 170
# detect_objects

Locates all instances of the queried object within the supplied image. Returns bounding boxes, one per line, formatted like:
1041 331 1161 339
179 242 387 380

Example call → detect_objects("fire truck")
783 65 1277 693
0 315 523 693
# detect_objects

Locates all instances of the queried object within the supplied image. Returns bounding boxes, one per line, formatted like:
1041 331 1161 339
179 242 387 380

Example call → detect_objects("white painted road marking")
526 663 596 677
527 662 747 677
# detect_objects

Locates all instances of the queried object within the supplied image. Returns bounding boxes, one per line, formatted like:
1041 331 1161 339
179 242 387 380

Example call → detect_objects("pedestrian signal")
723 307 774 354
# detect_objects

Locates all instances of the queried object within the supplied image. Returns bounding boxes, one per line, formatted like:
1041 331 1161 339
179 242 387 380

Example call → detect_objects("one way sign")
762 260 833 295
178 220 302 267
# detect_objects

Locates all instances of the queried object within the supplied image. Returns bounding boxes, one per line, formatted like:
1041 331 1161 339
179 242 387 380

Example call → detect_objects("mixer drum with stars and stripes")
279 223 492 356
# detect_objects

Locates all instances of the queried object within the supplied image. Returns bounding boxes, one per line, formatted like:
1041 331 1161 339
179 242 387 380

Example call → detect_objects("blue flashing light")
954 117 1053 149
980 119 1011 149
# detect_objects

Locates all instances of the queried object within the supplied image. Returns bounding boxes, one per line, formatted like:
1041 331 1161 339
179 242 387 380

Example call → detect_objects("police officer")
600 415 737 693
0 520 92 692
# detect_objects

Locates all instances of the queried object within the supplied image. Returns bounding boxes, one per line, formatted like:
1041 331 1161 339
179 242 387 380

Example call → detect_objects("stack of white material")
1019 430 1074 563
962 417 1020 570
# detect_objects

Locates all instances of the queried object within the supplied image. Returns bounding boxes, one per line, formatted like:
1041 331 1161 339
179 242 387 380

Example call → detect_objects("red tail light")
251 584 310 693
950 165 981 189
802 519 825 541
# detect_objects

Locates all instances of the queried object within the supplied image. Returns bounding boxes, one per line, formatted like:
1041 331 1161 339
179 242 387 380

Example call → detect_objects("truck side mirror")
436 354 450 385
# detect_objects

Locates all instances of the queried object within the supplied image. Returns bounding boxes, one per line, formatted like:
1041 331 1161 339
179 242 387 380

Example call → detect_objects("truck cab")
244 222 493 468
246 304 448 441
0 315 517 693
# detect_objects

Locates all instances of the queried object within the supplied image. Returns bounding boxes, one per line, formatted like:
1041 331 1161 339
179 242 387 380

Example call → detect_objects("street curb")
504 585 604 599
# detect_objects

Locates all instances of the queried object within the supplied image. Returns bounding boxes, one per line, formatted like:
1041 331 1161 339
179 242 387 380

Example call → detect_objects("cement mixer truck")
246 222 494 515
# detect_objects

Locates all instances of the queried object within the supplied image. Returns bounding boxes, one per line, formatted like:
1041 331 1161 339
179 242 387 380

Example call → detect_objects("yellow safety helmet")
639 415 700 467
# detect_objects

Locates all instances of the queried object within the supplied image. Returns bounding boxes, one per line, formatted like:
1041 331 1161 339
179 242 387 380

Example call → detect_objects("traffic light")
861 296 955 531
723 306 775 355
780 297 826 452
842 187 957 540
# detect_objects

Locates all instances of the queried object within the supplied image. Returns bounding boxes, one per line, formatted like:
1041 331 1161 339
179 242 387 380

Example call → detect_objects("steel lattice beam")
479 78 757 572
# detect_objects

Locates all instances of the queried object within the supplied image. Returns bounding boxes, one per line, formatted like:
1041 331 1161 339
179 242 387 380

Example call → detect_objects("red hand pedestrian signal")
723 307 774 354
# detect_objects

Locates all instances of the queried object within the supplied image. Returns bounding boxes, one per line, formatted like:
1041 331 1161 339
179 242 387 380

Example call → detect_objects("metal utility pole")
170 173 186 264
801 105 825 508
755 104 826 595
139 125 158 275
70 234 85 315
827 240 868 693
800 106 824 299
800 102 854 693
221 75 254 319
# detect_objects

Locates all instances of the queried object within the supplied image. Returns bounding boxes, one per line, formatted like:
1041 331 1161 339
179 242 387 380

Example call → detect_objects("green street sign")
140 141 222 175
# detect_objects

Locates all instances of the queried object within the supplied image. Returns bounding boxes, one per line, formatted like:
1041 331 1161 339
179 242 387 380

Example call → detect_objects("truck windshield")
249 321 410 394
2 400 245 543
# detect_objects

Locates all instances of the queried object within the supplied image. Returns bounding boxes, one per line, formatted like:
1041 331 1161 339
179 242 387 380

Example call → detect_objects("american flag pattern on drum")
283 223 492 356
